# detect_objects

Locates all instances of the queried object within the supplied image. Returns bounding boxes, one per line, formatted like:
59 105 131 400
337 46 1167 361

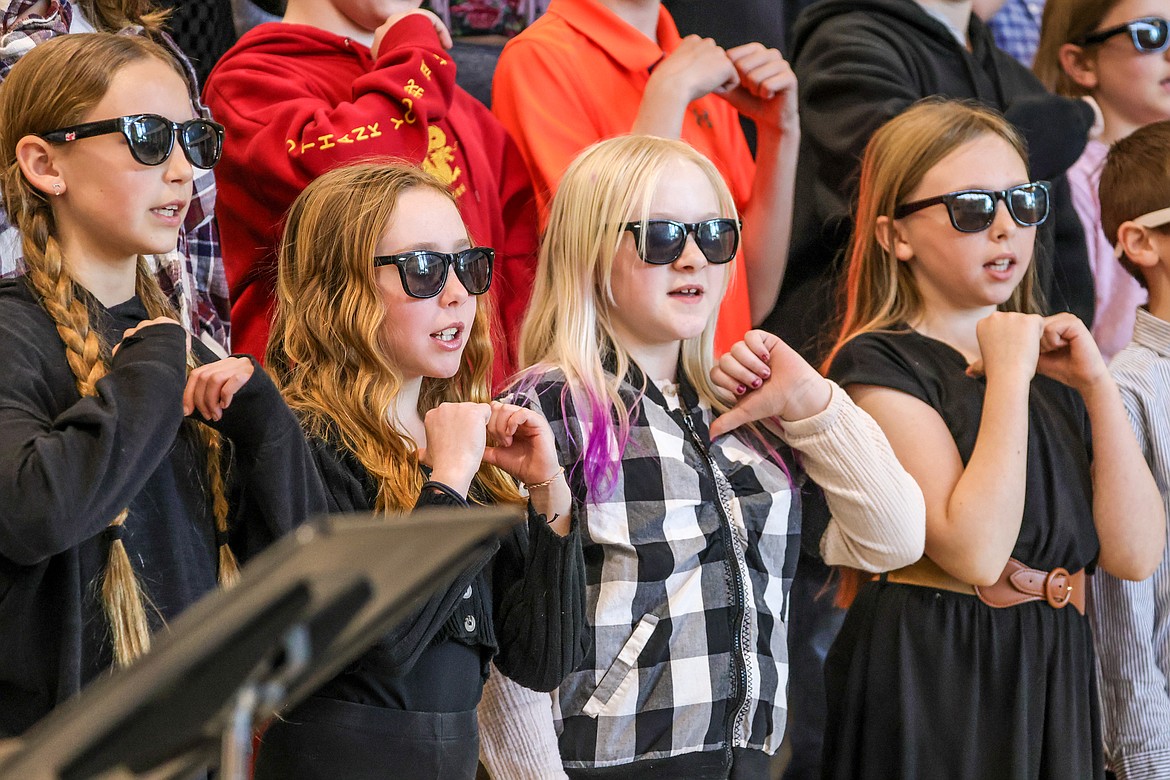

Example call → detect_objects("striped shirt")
1093 307 1170 780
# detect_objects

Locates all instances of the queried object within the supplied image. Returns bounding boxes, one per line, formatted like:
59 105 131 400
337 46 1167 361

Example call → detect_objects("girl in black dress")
818 99 1164 778
256 161 587 780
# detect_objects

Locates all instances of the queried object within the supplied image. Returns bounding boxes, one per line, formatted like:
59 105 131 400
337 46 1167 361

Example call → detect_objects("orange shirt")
492 0 755 351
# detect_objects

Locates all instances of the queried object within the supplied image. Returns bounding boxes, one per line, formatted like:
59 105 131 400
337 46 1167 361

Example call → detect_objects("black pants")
254 696 479 780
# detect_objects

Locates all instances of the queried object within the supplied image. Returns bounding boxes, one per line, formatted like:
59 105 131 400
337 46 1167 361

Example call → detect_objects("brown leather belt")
881 556 1085 615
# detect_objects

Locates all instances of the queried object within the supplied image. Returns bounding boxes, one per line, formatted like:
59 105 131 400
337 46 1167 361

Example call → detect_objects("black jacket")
0 277 316 737
764 0 1096 361
302 435 589 701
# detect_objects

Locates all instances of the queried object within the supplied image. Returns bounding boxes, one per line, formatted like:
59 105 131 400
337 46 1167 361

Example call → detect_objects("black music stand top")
0 505 523 780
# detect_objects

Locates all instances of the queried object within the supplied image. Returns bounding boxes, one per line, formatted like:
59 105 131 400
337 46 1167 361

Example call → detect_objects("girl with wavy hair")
259 160 587 779
821 99 1162 778
0 32 314 737
477 133 924 779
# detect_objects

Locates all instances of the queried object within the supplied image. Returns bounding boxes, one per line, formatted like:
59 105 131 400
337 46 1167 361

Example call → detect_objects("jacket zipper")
679 407 753 769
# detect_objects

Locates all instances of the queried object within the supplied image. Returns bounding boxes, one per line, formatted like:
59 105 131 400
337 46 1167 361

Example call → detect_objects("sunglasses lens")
1008 184 1049 226
1134 18 1170 51
183 120 222 168
402 253 447 298
949 193 997 232
127 116 173 165
455 248 493 295
695 219 740 264
639 221 686 264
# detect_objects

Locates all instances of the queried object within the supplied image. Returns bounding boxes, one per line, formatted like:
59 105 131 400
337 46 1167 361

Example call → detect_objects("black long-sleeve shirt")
301 434 588 711
0 277 317 736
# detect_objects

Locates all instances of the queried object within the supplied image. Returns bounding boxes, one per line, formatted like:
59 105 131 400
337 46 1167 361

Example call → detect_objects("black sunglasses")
1077 16 1170 53
622 218 741 265
373 247 494 299
39 114 225 169
894 181 1050 233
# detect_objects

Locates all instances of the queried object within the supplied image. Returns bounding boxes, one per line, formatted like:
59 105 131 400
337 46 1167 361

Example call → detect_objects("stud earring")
52 183 62 196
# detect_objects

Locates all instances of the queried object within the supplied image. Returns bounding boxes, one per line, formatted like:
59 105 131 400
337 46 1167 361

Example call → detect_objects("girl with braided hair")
0 31 318 737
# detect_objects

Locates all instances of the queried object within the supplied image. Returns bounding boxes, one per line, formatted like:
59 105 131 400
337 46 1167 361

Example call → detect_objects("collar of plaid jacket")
601 348 702 418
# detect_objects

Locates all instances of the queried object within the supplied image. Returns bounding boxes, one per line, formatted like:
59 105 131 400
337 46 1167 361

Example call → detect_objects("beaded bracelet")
524 466 564 491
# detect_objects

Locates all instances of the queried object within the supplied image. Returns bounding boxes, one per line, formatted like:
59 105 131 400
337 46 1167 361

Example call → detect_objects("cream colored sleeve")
478 664 568 780
775 380 926 572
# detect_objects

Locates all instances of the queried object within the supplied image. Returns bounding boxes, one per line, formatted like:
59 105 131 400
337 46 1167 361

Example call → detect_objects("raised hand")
183 356 254 420
709 329 831 439
1035 312 1108 394
419 401 491 497
373 8 453 57
481 401 561 488
649 35 739 103
968 311 1043 384
721 43 797 132
111 316 188 358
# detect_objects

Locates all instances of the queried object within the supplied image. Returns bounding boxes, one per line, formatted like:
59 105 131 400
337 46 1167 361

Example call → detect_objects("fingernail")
760 353 770 362
736 385 746 394
751 379 762 388
759 368 770 378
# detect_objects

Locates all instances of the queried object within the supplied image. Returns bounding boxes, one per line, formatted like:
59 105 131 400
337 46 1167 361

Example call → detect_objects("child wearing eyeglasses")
202 0 540 387
818 99 1163 779
0 32 320 737
475 134 924 778
257 160 587 780
1034 0 1170 358
1088 120 1170 780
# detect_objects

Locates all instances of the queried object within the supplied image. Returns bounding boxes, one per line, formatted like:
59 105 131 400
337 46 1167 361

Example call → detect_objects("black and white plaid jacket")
513 365 800 771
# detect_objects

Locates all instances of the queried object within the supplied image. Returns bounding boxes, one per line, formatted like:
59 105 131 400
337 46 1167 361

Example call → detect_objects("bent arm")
492 503 588 691
848 378 1031 585
1085 378 1164 580
777 381 924 571
0 324 187 565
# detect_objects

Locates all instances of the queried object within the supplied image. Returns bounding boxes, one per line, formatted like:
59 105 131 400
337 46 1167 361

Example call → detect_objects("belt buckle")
1044 566 1072 609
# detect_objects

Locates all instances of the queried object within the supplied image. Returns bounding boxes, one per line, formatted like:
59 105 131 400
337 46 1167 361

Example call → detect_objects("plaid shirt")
987 0 1045 67
0 0 230 352
513 366 799 769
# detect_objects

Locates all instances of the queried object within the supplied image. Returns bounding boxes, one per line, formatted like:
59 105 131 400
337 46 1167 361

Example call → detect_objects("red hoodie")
203 17 538 384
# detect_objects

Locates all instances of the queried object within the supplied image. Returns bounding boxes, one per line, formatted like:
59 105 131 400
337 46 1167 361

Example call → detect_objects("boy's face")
332 0 423 32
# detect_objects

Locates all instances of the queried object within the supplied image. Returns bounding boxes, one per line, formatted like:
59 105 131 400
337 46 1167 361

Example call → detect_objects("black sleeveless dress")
822 328 1103 780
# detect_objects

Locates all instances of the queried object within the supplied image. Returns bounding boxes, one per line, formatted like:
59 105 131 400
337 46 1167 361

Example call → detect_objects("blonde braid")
21 213 153 667
134 261 239 587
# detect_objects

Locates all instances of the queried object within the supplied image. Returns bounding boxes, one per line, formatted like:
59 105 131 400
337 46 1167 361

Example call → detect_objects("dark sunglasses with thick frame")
622 218 742 265
38 113 225 169
894 181 1050 233
373 247 495 299
1076 16 1170 53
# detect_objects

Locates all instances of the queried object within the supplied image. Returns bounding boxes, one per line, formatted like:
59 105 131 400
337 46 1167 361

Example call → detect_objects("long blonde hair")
827 99 1042 370
517 135 750 497
268 161 522 510
0 33 238 667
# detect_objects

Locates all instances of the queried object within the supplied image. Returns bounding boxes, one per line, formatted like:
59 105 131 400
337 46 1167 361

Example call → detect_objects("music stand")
0 505 523 780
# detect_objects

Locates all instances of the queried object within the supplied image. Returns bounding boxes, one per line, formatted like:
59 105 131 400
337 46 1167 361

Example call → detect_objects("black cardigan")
764 0 1096 362
0 277 317 736
298 430 588 701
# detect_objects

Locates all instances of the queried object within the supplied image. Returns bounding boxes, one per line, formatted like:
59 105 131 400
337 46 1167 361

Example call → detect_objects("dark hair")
1100 120 1170 287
